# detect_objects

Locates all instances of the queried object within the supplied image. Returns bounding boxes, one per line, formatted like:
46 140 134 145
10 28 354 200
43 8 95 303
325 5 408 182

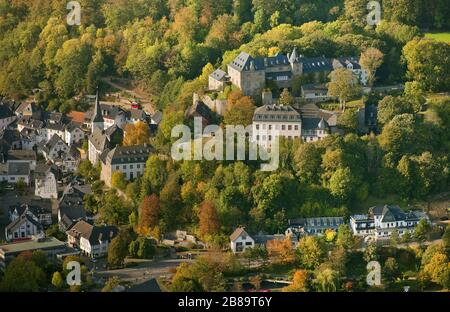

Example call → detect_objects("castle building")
217 48 367 98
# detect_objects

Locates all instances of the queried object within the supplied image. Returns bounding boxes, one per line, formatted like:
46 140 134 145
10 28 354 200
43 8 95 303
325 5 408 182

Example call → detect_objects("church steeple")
91 88 104 130
289 47 299 64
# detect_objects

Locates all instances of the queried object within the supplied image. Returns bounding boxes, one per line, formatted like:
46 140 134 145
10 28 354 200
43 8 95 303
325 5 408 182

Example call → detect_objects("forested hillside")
0 0 449 238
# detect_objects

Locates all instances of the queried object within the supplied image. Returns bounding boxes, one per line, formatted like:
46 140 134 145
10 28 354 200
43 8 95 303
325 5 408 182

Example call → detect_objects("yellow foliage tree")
266 237 295 264
123 121 150 146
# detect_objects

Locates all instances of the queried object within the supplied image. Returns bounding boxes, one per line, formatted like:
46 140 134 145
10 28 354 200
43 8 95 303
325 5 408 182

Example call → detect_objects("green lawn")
424 32 450 43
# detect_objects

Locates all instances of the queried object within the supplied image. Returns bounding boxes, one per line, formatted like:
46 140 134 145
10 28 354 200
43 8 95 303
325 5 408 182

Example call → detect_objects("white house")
5 213 44 242
40 134 69 162
0 162 31 185
65 122 85 145
66 220 118 258
35 165 58 199
332 57 369 86
230 227 255 253
350 205 428 240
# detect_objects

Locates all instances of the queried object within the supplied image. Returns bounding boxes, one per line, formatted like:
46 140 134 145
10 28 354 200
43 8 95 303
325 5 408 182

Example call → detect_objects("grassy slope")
424 32 450 43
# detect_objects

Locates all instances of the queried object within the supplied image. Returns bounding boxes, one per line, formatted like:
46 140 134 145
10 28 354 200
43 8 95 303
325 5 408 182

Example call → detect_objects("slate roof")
65 121 83 132
369 205 423 223
7 162 30 176
6 214 42 232
45 123 66 132
127 278 162 292
185 101 214 123
66 220 118 245
210 69 228 81
9 203 52 218
230 227 250 241
253 105 301 122
288 217 345 229
104 144 153 165
92 91 104 123
89 127 109 151
0 104 14 119
300 57 333 73
7 149 36 162
301 83 328 92
17 116 44 129
58 193 86 221
302 117 328 131
42 134 66 154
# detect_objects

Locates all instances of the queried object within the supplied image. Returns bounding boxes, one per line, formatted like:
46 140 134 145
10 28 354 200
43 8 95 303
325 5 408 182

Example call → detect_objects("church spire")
92 87 104 124
289 47 299 64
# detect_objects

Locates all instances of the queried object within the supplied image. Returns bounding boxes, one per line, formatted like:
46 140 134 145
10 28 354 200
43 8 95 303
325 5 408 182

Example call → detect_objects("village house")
58 192 87 232
286 217 345 238
350 205 428 240
332 57 369 86
5 213 44 242
230 227 255 253
0 103 16 130
64 121 85 145
301 84 331 103
39 134 70 162
100 144 153 187
8 202 52 227
208 68 230 91
66 220 118 258
7 149 36 171
0 162 31 184
35 164 58 199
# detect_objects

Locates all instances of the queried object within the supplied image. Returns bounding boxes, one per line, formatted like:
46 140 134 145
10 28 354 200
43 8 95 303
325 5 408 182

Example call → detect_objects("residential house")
66 220 118 258
350 205 428 240
100 144 153 187
39 134 69 162
5 213 44 242
332 57 369 86
0 103 16 130
43 122 66 141
301 84 331 102
7 149 36 171
15 102 42 119
35 164 58 199
0 129 22 150
65 121 85 145
60 146 80 173
58 192 87 231
9 202 52 227
286 217 345 238
230 227 255 253
0 162 30 184
126 109 148 124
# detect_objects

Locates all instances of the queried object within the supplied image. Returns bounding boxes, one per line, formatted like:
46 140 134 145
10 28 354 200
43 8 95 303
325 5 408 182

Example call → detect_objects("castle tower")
91 89 104 131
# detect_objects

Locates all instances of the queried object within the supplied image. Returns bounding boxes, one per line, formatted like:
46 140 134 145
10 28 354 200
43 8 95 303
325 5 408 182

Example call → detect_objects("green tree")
359 48 384 87
297 236 325 269
336 224 356 251
377 96 413 126
0 258 46 292
328 68 362 111
314 266 339 292
51 272 64 290
414 219 431 242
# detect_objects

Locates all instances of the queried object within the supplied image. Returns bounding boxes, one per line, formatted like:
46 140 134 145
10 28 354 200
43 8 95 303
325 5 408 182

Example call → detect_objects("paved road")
94 259 193 283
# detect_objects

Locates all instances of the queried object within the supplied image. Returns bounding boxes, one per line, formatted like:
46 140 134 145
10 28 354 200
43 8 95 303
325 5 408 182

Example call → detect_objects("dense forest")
0 0 449 240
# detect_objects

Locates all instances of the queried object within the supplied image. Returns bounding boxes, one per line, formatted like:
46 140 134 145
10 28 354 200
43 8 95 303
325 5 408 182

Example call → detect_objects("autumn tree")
279 88 294 106
297 236 325 269
223 95 256 126
198 201 220 238
266 237 295 264
282 269 309 292
139 194 160 235
328 68 361 111
123 121 150 146
111 171 127 190
359 48 384 86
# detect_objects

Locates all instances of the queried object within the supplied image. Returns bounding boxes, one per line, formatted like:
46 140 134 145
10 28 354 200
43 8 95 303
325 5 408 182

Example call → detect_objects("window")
288 125 292 131
123 165 127 170
282 125 286 131
268 125 272 130
268 135 272 141
130 165 134 169
256 135 260 141
256 124 260 130
294 125 299 131
137 164 140 169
